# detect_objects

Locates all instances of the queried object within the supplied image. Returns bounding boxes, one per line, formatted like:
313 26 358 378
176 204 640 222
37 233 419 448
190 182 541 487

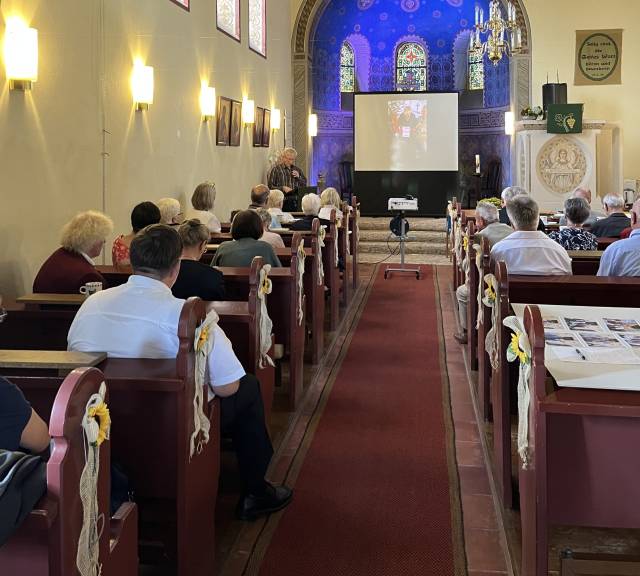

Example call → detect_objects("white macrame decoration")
482 273 500 371
345 210 351 256
257 265 276 369
474 244 483 329
316 226 326 286
77 382 109 576
192 310 218 458
334 226 339 268
503 315 532 469
296 241 306 326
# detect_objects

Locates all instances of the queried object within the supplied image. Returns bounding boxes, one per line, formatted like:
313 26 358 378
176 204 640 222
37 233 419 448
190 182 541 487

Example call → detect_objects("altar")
514 119 622 212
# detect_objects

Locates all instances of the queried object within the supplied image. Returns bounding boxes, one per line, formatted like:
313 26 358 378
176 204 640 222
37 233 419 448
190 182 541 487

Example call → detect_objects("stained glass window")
249 0 266 57
216 0 240 42
468 51 484 90
395 42 427 92
340 42 355 93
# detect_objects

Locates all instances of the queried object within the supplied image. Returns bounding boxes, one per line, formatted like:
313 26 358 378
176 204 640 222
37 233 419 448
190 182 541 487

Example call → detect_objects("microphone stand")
384 210 422 280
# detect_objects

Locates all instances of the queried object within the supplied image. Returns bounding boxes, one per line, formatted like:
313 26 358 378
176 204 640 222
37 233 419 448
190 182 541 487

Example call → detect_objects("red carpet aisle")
257 266 465 575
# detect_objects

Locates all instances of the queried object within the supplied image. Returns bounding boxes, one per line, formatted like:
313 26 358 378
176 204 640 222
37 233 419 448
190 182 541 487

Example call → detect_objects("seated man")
558 187 603 227
597 199 640 277
248 184 270 210
454 202 513 344
590 194 630 238
68 224 292 520
33 210 113 294
498 186 546 232
491 195 572 275
289 193 331 231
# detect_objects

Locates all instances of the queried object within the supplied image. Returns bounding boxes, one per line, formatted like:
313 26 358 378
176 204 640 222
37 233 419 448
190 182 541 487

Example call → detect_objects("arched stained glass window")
395 42 427 92
468 51 484 90
340 42 355 93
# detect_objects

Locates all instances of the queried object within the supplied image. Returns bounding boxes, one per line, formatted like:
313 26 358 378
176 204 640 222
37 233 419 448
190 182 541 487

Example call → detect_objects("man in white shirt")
490 195 572 275
68 224 292 521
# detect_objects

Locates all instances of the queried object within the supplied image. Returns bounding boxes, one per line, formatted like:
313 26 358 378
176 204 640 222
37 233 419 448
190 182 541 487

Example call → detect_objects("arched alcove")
292 0 533 187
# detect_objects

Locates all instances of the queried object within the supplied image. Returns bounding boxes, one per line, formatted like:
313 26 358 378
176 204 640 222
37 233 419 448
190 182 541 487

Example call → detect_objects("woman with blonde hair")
33 210 113 293
318 187 343 222
266 189 295 225
156 197 183 226
171 219 225 301
184 181 222 233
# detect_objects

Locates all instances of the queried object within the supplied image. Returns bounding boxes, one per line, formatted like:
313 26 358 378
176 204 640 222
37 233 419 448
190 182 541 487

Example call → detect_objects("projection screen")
354 92 459 172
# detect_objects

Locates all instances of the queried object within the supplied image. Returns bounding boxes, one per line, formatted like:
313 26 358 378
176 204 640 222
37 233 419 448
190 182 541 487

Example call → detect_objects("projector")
388 197 418 211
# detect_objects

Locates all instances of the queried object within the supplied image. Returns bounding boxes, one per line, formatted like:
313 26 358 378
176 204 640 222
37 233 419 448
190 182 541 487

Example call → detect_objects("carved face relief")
536 137 588 195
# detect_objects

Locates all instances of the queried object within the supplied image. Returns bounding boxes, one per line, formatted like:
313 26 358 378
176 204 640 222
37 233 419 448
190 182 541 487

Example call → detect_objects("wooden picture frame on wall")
216 0 241 43
216 97 232 146
170 0 190 11
262 108 271 147
230 100 242 147
253 107 265 147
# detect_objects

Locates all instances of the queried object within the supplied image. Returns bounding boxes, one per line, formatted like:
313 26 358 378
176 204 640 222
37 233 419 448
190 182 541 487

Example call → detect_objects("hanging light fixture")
271 108 281 130
470 1 522 66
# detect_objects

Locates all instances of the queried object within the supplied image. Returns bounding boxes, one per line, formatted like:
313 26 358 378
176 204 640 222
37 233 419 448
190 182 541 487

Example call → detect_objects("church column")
293 52 312 179
509 53 531 185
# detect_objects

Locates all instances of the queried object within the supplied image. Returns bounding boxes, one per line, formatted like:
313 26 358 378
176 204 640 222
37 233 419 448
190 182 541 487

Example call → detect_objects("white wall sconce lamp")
200 82 216 121
242 98 255 124
308 113 318 137
4 17 38 91
505 111 515 136
131 59 154 111
271 108 281 131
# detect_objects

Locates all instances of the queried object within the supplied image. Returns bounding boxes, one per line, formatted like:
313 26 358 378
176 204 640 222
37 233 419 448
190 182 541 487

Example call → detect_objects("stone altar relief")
536 137 588 196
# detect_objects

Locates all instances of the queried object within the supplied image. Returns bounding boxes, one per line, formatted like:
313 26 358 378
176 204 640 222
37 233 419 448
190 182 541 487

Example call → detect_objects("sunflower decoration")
484 275 497 304
259 268 273 297
87 401 111 446
463 235 469 251
197 325 210 353
508 331 529 365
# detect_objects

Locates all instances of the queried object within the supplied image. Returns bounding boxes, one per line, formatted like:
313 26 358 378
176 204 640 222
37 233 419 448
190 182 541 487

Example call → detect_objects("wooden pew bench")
517 304 640 576
0 367 138 576
490 261 640 508
4 299 220 576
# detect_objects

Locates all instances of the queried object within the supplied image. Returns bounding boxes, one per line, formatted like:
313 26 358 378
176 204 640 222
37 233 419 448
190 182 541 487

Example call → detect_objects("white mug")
80 282 103 296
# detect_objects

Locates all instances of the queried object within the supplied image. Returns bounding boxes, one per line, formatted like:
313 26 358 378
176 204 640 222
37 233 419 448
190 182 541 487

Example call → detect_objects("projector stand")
384 213 421 280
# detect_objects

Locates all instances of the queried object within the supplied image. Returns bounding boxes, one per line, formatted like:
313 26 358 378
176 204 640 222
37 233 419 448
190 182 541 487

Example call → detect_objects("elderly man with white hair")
454 202 513 344
590 193 630 238
490 196 572 275
498 186 546 231
156 197 183 226
598 199 640 276
558 187 604 227
267 148 308 212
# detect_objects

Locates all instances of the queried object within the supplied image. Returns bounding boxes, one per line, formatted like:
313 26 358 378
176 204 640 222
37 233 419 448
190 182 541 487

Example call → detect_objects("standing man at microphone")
267 148 307 212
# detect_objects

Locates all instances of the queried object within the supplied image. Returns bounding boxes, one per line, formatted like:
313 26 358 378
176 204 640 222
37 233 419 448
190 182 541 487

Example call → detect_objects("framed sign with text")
575 29 622 86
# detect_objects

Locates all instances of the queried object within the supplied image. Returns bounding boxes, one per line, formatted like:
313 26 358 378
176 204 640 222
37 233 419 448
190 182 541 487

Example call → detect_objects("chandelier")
469 1 522 65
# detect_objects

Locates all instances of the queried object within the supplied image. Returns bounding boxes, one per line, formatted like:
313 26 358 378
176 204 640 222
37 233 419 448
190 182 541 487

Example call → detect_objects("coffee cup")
80 282 103 296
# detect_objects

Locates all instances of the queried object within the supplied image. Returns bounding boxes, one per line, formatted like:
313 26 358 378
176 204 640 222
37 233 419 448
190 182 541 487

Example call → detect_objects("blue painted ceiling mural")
312 0 509 110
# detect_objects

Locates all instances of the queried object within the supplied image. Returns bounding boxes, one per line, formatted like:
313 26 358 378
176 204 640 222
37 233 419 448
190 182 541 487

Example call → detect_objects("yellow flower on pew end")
507 332 529 365
88 402 111 446
297 242 306 260
463 236 469 251
484 282 496 304
260 276 272 296
197 326 210 353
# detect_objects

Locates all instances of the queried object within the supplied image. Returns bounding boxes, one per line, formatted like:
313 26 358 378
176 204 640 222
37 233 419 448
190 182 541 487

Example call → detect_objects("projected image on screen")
355 92 458 172
388 100 428 170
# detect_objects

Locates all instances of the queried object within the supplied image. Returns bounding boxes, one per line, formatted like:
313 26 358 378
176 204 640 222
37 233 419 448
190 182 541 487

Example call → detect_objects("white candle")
475 5 479 26
480 8 484 24
475 155 481 174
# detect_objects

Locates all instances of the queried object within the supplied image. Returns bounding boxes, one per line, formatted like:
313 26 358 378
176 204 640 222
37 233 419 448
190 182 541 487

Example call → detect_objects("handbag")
0 449 46 547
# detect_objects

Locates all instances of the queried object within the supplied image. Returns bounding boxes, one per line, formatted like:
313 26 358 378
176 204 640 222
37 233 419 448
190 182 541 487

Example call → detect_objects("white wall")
0 0 292 297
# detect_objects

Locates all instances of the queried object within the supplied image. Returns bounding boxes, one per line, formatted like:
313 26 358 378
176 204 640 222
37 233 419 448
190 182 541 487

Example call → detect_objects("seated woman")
256 209 285 249
156 197 183 226
172 219 225 301
318 187 344 223
266 189 295 226
289 193 331 231
33 210 113 293
211 210 282 268
549 197 598 251
184 181 222 233
112 201 161 266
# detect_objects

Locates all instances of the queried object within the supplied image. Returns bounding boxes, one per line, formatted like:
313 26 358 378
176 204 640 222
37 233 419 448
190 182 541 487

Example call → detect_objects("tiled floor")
436 265 510 575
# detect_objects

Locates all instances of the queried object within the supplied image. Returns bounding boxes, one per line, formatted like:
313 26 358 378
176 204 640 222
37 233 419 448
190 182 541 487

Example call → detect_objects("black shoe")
236 483 293 521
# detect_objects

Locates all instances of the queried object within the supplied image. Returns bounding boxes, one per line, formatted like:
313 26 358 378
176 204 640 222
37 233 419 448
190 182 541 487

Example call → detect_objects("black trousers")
220 374 273 494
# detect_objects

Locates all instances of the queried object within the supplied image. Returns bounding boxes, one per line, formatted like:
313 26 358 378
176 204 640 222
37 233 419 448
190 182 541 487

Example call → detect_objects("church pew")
465 221 479 371
0 367 138 576
350 195 360 291
491 261 640 509
597 237 617 250
216 240 307 407
519 305 640 576
566 250 602 275
338 211 351 307
6 299 220 576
